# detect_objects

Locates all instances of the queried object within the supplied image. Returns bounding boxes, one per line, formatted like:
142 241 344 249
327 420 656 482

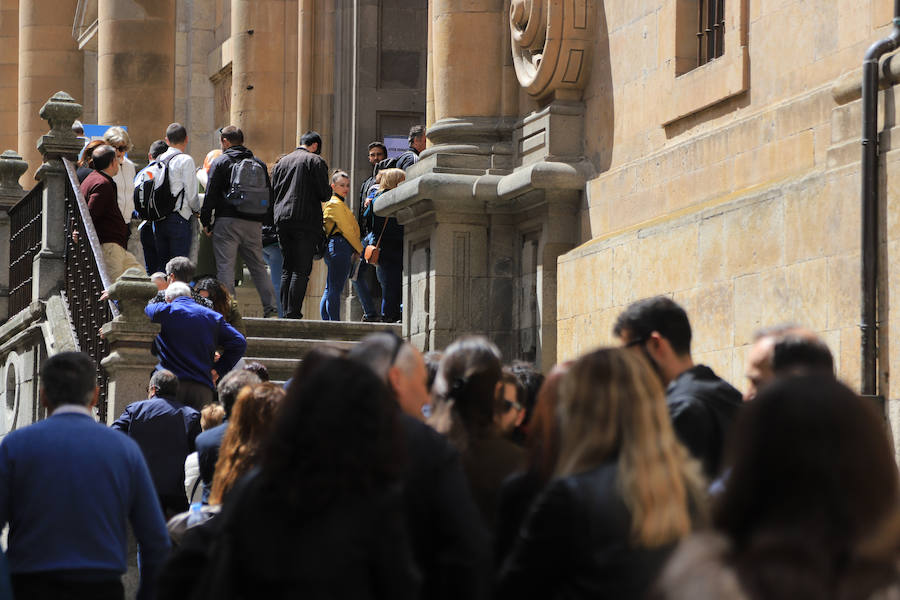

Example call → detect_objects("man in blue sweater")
112 369 202 518
0 352 170 600
145 281 247 409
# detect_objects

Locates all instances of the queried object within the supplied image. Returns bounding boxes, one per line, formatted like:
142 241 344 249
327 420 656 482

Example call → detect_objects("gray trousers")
212 217 278 312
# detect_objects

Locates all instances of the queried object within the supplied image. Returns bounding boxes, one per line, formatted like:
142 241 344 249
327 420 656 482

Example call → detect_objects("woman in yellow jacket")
320 170 364 320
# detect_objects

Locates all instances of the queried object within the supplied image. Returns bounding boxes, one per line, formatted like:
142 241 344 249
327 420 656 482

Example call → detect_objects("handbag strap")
374 217 388 249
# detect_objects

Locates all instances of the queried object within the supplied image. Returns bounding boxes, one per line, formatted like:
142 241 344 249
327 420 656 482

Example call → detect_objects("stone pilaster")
98 0 175 158
100 268 160 425
17 0 83 186
0 0 18 155
33 92 84 303
0 150 28 321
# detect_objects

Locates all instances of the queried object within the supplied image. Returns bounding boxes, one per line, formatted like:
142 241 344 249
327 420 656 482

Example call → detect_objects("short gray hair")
165 281 191 301
165 256 196 282
217 369 261 417
149 369 178 397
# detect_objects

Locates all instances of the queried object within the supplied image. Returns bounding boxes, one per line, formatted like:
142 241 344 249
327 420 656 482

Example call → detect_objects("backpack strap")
161 152 186 213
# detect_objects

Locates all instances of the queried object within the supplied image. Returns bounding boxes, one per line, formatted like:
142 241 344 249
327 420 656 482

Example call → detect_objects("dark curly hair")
260 358 403 514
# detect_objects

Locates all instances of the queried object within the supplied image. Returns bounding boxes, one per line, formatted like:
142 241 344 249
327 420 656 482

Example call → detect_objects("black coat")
399 413 492 600
666 365 742 480
271 147 330 230
497 463 677 600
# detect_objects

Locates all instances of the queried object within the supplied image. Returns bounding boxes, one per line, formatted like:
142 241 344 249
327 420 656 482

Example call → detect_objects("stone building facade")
4 0 900 445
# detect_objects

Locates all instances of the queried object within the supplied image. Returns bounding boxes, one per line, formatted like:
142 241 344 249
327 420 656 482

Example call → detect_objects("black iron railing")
697 0 725 66
62 158 118 421
8 181 44 317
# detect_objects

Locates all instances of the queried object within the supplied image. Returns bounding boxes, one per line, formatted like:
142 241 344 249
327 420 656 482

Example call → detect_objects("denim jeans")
140 221 162 275
154 212 192 266
320 235 353 321
351 259 377 318
262 243 284 317
376 252 402 322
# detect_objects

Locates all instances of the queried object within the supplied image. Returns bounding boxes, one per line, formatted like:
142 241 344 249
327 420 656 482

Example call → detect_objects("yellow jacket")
322 194 363 254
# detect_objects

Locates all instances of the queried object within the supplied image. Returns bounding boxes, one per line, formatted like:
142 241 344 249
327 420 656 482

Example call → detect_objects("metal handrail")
7 181 44 317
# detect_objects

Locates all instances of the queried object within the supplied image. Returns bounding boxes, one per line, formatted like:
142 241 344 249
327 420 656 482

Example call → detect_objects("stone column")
33 92 84 303
0 150 28 321
97 0 175 158
231 0 293 165
428 0 506 150
18 0 83 186
0 0 19 155
100 268 160 425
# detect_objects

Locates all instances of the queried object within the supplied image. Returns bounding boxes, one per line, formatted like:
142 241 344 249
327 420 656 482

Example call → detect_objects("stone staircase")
241 317 401 384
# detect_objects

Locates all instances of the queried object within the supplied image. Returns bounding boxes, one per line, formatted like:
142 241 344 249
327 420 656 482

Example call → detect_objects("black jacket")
497 463 677 600
399 413 492 600
271 147 330 230
201 145 273 227
666 365 742 480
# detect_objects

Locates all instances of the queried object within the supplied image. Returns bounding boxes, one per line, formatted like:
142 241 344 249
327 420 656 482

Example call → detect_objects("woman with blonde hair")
208 382 284 505
497 347 706 599
363 167 405 322
102 126 137 226
320 170 363 320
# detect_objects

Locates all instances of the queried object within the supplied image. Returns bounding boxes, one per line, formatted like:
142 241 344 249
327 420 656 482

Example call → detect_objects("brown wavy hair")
209 383 284 505
556 348 705 547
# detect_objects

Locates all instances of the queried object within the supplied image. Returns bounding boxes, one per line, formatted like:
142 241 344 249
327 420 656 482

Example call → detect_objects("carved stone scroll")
510 0 594 102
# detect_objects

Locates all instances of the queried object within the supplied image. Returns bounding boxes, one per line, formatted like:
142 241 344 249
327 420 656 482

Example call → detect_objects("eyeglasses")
115 146 128 153
503 400 524 412
625 337 648 348
387 331 404 366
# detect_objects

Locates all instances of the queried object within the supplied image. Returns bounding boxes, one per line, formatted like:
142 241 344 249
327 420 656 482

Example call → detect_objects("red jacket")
80 170 129 249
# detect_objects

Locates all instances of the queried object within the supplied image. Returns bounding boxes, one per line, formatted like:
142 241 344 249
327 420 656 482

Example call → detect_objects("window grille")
697 0 725 66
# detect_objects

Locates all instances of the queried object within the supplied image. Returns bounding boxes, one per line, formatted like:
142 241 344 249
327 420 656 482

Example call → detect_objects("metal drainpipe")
861 0 900 399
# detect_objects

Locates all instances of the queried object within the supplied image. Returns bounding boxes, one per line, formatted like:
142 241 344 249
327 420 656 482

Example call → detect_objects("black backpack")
133 154 184 221
225 158 269 215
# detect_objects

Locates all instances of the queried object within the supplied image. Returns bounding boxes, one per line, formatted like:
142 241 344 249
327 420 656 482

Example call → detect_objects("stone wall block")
826 253 861 330
674 281 734 354
783 258 828 331
722 197 785 278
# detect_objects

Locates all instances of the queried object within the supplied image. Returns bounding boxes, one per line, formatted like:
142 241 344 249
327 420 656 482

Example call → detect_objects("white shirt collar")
51 404 95 418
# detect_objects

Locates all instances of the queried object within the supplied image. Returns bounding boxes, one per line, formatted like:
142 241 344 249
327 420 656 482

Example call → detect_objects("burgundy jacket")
80 169 129 249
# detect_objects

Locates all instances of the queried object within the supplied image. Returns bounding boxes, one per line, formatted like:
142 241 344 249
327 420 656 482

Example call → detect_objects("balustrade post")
100 267 160 425
0 150 28 321
33 91 83 303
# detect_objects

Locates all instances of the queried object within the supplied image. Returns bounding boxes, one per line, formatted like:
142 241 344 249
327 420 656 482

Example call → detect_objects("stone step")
244 336 357 360
242 317 401 342
243 357 301 382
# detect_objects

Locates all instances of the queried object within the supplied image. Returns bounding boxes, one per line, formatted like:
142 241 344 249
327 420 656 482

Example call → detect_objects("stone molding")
509 0 594 102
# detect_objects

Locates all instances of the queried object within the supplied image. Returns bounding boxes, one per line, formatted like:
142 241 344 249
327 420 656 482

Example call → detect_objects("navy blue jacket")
111 395 201 501
0 409 170 600
145 296 246 390
195 421 227 503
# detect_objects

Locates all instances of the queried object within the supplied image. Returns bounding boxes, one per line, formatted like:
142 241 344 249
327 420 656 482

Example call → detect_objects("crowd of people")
74 121 426 323
0 290 897 600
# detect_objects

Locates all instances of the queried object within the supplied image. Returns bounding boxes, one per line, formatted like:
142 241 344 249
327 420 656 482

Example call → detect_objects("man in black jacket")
200 125 278 318
348 333 492 600
271 131 331 319
614 296 742 480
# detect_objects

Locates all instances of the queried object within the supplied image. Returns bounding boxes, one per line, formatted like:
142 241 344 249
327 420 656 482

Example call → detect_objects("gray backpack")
226 158 269 215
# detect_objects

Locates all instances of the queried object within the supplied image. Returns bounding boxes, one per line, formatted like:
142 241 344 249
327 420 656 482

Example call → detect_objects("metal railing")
697 0 725 66
62 158 119 421
7 181 44 317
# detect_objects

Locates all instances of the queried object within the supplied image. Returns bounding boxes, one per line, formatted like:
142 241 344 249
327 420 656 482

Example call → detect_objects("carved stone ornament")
105 267 158 323
37 91 84 160
510 0 594 102
0 151 28 199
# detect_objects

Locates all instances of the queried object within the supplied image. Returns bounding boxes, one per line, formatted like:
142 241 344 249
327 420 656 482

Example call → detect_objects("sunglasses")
115 146 128 153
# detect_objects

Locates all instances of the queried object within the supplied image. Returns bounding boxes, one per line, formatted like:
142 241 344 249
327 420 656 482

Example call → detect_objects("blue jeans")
352 260 377 318
262 243 284 317
320 235 353 321
376 255 402 322
154 212 192 266
139 221 162 275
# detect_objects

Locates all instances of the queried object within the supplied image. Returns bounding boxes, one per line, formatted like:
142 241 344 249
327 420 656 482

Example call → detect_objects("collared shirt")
51 404 94 418
157 147 201 221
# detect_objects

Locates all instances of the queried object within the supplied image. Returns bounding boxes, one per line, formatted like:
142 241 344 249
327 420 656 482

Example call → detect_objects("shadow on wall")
584 1 614 174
